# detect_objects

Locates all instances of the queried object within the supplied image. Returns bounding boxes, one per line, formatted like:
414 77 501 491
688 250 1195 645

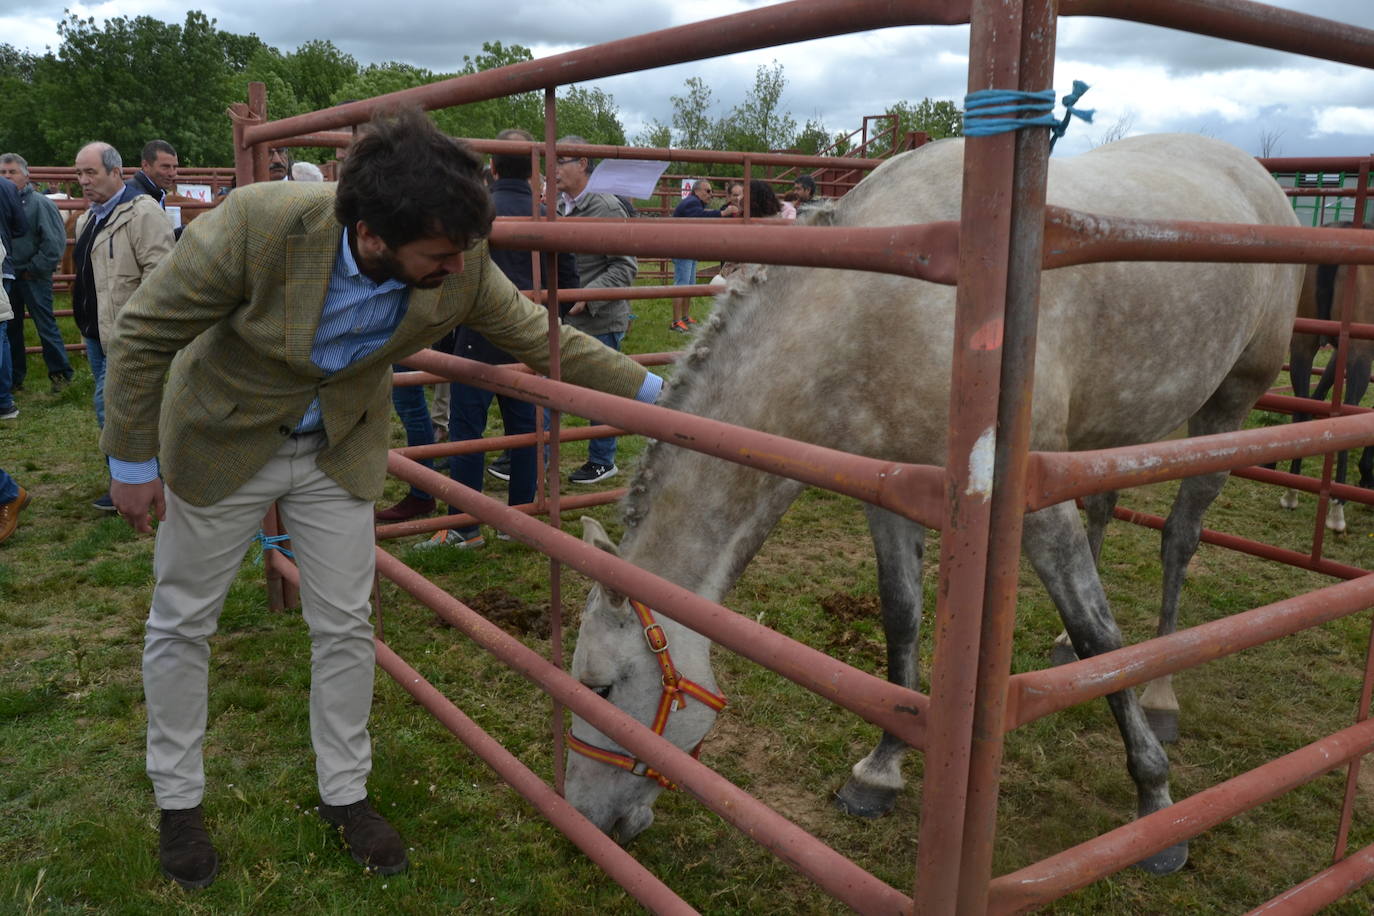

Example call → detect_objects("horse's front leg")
1328 350 1374 532
833 505 924 818
1023 501 1186 875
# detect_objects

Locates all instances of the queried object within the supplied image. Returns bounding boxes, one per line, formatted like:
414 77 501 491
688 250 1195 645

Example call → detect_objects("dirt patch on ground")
817 593 885 658
464 588 550 639
818 593 880 623
704 713 836 835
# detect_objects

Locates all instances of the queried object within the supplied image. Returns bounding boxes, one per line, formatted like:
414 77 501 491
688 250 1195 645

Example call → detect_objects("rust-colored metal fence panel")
238 0 1374 911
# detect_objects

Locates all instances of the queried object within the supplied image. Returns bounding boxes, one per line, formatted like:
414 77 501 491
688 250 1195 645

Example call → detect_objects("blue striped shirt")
294 229 410 432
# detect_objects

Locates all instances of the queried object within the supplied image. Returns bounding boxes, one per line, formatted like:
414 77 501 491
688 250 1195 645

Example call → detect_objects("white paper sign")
176 183 213 202
583 159 669 201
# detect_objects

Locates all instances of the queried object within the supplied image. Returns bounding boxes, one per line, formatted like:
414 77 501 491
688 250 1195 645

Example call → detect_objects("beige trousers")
143 433 378 809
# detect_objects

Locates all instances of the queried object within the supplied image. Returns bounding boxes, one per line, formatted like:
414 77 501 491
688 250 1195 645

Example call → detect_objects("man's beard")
370 247 449 290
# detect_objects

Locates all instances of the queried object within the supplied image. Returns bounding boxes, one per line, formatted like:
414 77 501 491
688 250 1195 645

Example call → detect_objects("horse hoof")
1135 841 1188 875
1050 641 1079 667
1279 490 1299 510
1144 707 1179 744
833 780 899 819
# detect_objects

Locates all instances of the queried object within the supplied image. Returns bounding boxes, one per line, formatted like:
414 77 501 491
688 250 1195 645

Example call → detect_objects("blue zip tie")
253 530 294 564
963 81 1094 150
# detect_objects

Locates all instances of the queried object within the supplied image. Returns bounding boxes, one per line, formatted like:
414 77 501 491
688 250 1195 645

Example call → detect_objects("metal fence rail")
239 0 1374 911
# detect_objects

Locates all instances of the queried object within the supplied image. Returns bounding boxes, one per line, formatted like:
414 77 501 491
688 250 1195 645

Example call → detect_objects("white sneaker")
416 529 485 550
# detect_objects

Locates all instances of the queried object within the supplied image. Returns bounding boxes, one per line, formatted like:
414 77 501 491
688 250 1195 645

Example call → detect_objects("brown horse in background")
1279 221 1374 532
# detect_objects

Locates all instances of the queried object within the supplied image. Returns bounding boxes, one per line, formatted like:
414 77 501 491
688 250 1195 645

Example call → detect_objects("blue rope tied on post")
963 80 1094 150
253 530 294 565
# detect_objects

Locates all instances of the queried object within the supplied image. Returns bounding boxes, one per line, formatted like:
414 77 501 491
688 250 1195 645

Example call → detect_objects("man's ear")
353 221 385 257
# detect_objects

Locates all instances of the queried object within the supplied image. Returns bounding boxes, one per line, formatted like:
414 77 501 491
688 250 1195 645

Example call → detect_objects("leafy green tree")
285 39 358 113
722 61 797 152
28 12 251 166
0 45 50 161
555 86 626 146
634 119 673 149
890 98 964 141
670 77 718 150
793 118 832 155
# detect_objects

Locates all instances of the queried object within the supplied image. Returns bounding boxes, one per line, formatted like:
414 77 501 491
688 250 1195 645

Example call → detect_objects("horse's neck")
620 279 811 607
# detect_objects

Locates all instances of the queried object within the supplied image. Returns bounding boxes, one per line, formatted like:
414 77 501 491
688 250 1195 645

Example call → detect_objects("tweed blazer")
100 182 650 506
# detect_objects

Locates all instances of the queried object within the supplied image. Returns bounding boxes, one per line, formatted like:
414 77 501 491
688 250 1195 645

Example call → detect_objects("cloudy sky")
5 0 1373 159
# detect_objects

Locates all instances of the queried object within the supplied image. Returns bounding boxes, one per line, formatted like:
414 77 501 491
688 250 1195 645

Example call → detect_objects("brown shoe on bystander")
373 494 436 522
0 487 31 543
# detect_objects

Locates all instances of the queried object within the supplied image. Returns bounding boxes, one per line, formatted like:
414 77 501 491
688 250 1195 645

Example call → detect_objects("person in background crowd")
553 134 638 485
100 108 662 890
0 179 27 420
421 127 580 548
669 178 737 333
0 153 71 394
0 238 26 532
71 141 175 510
291 161 325 182
792 173 820 213
268 147 292 181
126 139 179 206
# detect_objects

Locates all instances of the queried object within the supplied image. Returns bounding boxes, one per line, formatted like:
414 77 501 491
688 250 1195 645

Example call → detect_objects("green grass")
4 290 1374 912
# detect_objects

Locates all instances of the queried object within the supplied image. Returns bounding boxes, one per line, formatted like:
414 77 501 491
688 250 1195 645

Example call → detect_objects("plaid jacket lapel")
283 204 341 374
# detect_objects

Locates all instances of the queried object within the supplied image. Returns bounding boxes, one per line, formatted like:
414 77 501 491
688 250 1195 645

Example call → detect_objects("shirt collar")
89 186 128 222
338 227 408 293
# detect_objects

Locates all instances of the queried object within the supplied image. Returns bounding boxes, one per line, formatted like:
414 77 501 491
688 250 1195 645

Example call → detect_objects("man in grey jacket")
1 153 73 392
554 135 638 484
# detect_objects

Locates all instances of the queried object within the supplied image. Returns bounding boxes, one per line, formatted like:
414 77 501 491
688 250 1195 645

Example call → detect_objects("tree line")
0 11 962 170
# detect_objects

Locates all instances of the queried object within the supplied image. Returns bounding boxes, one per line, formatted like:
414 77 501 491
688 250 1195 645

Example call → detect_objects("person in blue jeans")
0 467 29 543
669 178 736 332
421 127 579 549
374 365 438 521
553 136 639 485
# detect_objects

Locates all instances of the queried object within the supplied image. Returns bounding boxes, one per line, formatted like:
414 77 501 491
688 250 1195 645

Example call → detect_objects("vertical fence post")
544 85 569 796
914 0 1053 911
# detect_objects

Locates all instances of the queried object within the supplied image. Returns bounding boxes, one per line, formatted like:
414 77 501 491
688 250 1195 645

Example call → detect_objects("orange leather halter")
566 599 728 789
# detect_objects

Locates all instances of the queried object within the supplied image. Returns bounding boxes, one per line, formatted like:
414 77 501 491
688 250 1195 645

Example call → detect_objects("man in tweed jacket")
103 110 662 889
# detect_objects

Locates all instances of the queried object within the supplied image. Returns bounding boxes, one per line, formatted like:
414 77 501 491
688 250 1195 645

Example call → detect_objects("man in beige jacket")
104 109 662 890
71 141 174 510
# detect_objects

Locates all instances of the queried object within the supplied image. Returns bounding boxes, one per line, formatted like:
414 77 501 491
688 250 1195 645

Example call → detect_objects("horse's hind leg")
1051 491 1120 666
1023 501 1185 874
834 505 924 818
1327 350 1374 532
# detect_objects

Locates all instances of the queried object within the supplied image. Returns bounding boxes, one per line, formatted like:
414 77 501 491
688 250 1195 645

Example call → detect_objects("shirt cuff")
634 371 664 404
109 456 160 484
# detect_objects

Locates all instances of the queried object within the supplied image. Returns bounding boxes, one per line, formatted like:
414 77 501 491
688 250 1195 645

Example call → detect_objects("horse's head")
566 517 724 844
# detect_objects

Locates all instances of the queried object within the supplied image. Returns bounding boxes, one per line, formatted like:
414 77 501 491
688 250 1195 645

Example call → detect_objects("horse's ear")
580 517 619 557
580 517 630 608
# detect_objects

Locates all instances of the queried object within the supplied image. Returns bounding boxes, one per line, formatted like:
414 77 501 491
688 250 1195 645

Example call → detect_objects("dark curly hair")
335 107 494 249
748 179 783 217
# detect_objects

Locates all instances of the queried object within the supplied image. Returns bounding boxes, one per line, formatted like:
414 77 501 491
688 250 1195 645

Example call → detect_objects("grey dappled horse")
566 135 1303 876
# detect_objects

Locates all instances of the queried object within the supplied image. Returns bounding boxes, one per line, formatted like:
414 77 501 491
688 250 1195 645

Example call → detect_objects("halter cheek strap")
566 599 728 790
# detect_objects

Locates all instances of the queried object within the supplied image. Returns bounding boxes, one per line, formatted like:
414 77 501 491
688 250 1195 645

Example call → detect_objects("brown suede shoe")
373 494 435 522
0 487 31 544
159 805 219 889
318 798 408 874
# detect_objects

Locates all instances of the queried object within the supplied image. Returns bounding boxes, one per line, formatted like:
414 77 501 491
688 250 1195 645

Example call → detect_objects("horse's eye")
589 685 612 699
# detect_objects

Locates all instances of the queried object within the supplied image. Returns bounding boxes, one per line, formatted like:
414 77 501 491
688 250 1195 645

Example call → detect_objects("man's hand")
111 479 166 534
566 301 588 316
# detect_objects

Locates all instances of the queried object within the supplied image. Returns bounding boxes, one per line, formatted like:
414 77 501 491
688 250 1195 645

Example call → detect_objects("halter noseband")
566 599 728 789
